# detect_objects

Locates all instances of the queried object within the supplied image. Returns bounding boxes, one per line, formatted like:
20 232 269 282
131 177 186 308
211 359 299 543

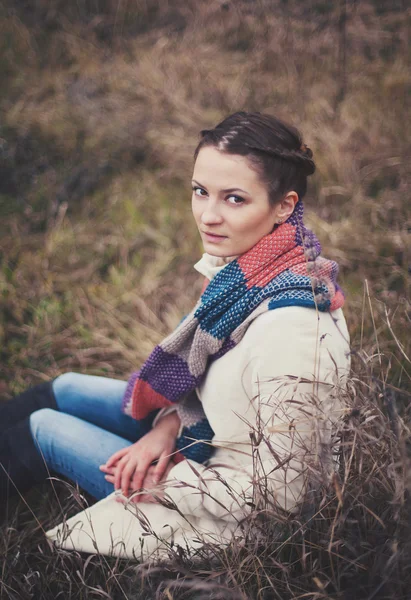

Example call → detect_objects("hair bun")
298 142 315 175
299 142 313 158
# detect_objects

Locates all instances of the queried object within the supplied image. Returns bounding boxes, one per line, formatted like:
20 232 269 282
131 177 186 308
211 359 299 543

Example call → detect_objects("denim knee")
52 372 78 398
29 407 57 441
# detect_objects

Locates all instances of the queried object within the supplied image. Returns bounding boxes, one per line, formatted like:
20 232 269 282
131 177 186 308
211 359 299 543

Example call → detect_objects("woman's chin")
204 246 234 258
202 242 248 259
201 238 229 255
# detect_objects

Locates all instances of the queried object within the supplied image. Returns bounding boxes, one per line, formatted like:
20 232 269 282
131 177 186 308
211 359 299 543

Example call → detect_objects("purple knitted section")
287 201 323 257
287 199 305 246
331 261 339 280
301 228 321 264
139 346 201 402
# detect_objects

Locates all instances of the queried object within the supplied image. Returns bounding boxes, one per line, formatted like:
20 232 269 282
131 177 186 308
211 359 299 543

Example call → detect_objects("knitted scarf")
122 200 344 464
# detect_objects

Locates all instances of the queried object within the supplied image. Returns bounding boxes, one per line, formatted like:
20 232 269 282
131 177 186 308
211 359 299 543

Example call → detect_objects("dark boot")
0 381 57 433
0 416 49 504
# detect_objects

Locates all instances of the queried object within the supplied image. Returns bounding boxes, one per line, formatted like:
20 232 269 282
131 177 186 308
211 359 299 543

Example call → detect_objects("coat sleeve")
162 309 350 523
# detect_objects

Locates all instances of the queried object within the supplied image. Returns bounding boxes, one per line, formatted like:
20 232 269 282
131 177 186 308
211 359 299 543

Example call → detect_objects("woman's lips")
202 231 227 243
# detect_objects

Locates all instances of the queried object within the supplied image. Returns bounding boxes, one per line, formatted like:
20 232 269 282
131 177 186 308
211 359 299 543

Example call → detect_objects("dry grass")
0 0 410 597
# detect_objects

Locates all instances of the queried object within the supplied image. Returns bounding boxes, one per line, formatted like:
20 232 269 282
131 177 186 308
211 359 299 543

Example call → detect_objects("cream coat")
46 254 351 559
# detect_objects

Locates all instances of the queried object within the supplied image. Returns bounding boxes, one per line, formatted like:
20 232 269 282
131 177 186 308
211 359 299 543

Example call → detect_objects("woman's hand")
99 411 180 496
103 462 174 504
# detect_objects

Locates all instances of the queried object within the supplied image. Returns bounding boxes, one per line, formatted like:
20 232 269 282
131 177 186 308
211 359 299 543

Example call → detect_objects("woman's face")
191 146 289 258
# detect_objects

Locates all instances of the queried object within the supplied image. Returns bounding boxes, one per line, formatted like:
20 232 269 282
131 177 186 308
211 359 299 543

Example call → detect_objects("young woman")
0 112 350 558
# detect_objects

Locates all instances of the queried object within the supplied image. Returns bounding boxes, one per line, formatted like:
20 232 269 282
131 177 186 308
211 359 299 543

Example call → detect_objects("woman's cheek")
232 212 255 236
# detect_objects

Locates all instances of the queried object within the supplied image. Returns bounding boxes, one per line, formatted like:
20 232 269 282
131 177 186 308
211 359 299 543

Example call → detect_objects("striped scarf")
122 200 344 464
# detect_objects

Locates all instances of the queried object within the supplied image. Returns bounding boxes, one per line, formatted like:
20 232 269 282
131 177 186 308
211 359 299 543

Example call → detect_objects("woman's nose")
200 199 223 225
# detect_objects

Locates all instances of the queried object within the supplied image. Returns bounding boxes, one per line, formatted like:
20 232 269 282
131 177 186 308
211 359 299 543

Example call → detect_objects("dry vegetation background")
0 0 410 598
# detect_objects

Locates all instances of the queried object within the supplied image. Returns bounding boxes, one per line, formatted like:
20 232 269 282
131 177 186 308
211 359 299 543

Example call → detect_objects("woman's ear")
274 191 299 224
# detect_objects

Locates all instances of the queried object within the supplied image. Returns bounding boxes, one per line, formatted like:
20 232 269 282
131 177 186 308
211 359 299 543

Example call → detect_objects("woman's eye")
227 195 245 205
193 186 207 197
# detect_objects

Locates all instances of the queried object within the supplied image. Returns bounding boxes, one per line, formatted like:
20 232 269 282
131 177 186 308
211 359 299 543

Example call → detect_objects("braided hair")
194 111 315 206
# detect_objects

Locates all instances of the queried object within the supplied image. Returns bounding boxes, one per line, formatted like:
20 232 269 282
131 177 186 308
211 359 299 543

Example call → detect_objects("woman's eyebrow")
191 179 206 188
192 180 250 195
222 187 250 195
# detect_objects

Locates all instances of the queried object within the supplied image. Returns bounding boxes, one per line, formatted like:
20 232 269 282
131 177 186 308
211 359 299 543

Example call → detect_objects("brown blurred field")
0 1 410 598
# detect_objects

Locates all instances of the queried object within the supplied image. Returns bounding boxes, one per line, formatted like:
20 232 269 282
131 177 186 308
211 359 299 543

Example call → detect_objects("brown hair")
194 111 315 205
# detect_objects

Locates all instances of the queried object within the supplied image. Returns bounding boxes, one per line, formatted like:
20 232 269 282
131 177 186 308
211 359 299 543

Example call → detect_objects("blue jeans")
29 373 139 500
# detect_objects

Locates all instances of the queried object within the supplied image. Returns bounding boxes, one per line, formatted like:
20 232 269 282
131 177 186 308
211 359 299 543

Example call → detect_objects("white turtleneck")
193 252 237 281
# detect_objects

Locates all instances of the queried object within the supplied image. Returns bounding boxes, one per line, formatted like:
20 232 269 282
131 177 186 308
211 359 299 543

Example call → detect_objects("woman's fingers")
104 426 178 493
131 457 152 492
114 454 130 491
110 465 165 504
111 453 154 495
99 464 115 474
105 446 130 468
141 465 156 489
152 453 170 484
130 493 148 504
106 459 170 503
120 458 140 495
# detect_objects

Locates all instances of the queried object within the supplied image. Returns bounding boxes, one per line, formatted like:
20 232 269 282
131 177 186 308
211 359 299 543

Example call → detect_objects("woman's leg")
0 372 136 440
1 373 139 502
29 409 134 500
51 372 139 440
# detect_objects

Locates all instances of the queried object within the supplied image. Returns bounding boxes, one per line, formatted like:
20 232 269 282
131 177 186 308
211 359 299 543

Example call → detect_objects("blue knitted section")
176 418 215 463
195 261 248 340
195 269 332 340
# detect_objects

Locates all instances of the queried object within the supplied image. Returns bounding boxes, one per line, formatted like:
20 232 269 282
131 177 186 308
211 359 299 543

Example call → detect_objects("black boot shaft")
0 382 57 432
0 417 49 504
